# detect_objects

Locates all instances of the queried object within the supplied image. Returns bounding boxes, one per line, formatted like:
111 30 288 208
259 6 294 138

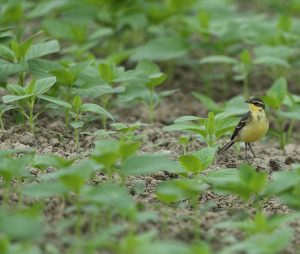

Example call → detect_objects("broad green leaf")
82 183 135 216
69 121 84 129
179 155 203 173
136 59 160 75
22 182 68 198
121 154 181 176
7 83 26 95
192 92 220 112
0 62 28 77
2 94 33 103
174 115 203 123
81 103 114 120
199 55 238 65
264 171 299 195
72 95 82 112
221 229 292 254
38 95 72 108
254 56 290 68
0 209 43 241
99 63 114 83
155 178 208 203
264 77 287 108
33 154 75 169
25 40 60 60
33 76 56 95
131 37 189 61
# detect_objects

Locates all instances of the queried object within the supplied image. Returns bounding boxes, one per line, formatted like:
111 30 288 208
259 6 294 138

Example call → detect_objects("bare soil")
1 90 300 253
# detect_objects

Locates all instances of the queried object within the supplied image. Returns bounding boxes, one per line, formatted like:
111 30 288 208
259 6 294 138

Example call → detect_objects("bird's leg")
245 142 248 159
248 143 256 158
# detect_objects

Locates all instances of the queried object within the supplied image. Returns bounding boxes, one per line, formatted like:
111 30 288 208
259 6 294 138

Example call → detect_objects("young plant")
120 60 175 123
2 76 69 133
199 49 290 98
203 164 268 203
110 122 143 142
164 113 238 147
50 61 89 126
68 95 115 150
0 31 59 85
264 77 300 149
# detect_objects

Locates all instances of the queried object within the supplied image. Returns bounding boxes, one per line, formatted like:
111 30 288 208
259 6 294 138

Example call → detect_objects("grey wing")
231 111 251 140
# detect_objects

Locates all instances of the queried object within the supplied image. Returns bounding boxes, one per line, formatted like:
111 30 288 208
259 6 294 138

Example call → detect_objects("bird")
218 97 269 158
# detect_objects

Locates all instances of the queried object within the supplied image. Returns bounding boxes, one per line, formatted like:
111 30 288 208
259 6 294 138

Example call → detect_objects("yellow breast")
237 112 269 143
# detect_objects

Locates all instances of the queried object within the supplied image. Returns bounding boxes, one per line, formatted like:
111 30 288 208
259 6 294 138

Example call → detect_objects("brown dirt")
1 90 300 253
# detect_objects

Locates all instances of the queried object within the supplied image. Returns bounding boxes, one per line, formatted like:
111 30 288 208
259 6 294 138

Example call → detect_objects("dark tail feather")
217 140 234 155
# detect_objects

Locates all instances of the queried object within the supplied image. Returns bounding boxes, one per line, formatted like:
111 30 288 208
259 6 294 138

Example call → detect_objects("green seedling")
76 61 131 129
0 152 34 206
264 77 300 149
164 112 238 147
2 76 69 133
155 178 208 206
179 147 216 175
204 164 268 202
120 60 175 123
217 212 299 236
67 95 114 150
199 49 290 98
51 61 89 126
178 135 190 155
221 228 292 254
0 31 59 85
110 122 143 142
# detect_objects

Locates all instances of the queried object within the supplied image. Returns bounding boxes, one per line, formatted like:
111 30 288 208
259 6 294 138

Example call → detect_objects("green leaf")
25 40 60 60
179 155 203 173
72 95 82 113
136 59 160 75
0 208 43 241
199 55 238 65
38 95 72 108
2 94 33 103
7 83 26 95
131 37 189 61
192 92 220 112
22 182 68 198
82 183 135 216
69 121 84 129
33 154 74 169
254 56 290 68
33 76 56 95
155 178 208 203
0 62 28 77
264 171 299 195
43 160 95 194
264 77 287 108
81 103 114 120
98 62 114 83
121 154 181 176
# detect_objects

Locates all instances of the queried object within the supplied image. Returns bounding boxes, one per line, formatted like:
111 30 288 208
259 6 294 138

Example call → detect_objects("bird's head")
245 97 265 112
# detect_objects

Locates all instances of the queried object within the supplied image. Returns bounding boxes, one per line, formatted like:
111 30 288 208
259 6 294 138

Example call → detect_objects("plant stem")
19 71 25 86
74 114 80 152
28 98 35 134
101 94 110 129
149 87 155 123
287 119 295 144
243 75 249 99
0 115 4 133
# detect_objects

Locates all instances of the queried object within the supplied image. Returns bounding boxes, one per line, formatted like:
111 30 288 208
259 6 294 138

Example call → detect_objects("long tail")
217 140 235 155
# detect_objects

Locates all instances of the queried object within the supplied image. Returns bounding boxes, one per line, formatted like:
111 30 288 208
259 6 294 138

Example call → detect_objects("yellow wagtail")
218 97 269 158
